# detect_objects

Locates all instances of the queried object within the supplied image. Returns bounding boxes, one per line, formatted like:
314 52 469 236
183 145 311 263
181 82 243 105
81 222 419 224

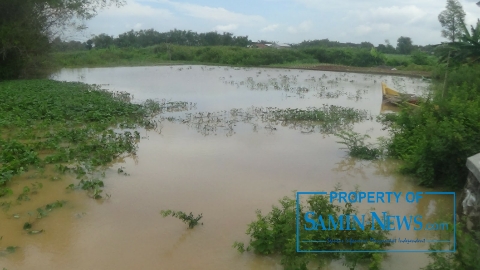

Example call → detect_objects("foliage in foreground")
424 221 480 270
160 210 203 229
233 193 390 270
380 65 480 188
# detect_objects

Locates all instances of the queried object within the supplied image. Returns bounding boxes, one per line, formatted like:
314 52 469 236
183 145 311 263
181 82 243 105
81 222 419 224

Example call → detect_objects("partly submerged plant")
160 210 203 229
335 130 383 160
233 192 390 270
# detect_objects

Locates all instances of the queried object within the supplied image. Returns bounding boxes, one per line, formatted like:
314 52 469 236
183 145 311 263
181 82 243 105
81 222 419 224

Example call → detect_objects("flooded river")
1 66 453 270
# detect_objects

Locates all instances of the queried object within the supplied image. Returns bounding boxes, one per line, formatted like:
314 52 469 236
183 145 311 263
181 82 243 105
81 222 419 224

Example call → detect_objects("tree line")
53 28 430 58
89 29 251 49
295 37 436 55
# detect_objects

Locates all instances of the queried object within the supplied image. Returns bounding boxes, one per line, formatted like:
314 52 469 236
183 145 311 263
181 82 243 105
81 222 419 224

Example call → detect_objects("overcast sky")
74 0 480 46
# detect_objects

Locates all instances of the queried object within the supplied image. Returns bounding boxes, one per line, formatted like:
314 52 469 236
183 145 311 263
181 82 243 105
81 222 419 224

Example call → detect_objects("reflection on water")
0 66 451 270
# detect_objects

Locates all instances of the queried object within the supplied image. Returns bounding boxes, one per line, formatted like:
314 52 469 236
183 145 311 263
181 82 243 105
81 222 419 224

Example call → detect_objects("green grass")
50 46 437 77
384 54 412 62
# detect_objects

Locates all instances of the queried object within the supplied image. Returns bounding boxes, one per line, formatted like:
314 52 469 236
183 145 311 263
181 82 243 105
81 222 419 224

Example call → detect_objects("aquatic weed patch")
221 73 369 100
165 105 371 136
0 79 179 199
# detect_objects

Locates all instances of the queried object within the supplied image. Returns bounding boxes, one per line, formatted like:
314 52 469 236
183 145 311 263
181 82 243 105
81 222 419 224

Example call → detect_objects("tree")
360 41 374 49
92 34 115 49
86 40 93 50
396 36 414 54
0 0 124 80
438 0 466 43
380 39 397 54
437 19 480 65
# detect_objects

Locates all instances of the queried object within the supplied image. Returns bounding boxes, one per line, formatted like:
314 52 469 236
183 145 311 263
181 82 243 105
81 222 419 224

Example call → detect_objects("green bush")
381 65 480 188
234 193 390 270
411 51 430 65
424 221 480 270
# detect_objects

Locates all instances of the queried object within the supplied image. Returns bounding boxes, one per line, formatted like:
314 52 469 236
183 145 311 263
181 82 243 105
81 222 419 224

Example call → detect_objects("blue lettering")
328 215 344 230
371 212 387 230
396 215 413 230
368 192 375 203
304 212 317 231
330 192 338 203
352 215 365 230
413 215 423 230
386 215 396 230
377 192 385 203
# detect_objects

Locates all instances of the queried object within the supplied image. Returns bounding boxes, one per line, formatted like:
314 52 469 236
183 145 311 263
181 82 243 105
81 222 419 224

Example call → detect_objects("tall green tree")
438 0 466 42
396 36 413 54
91 34 115 49
0 0 124 80
436 19 480 65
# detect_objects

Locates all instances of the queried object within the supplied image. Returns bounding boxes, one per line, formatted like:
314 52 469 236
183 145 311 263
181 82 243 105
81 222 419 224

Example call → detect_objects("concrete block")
467 153 480 182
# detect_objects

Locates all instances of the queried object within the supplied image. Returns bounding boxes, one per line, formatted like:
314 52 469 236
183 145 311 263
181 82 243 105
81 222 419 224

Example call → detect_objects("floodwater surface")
1 66 453 270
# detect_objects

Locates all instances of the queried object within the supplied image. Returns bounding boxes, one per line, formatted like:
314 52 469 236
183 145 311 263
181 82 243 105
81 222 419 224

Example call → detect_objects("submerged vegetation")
164 105 371 137
233 193 390 270
160 210 203 229
336 131 383 160
0 246 18 257
0 79 177 201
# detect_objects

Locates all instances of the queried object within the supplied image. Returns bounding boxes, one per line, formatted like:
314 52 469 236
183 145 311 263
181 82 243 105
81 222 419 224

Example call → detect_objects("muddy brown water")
1 66 453 270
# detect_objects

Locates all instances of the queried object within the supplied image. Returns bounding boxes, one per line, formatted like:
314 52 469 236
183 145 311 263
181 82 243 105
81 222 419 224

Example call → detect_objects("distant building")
248 43 273 48
272 43 291 49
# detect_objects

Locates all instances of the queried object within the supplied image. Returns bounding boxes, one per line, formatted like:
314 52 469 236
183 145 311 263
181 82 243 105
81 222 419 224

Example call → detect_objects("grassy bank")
50 45 435 76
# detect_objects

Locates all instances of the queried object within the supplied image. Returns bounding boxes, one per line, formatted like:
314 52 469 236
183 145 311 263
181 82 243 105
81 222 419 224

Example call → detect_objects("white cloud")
287 26 297 34
299 21 312 31
357 5 427 25
295 0 443 11
355 25 372 36
261 24 279 32
103 0 172 17
287 21 312 34
214 24 239 31
156 0 265 24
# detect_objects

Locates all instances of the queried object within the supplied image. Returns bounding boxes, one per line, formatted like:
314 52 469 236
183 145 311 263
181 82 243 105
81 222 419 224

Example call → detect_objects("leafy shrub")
234 193 390 269
381 65 480 187
424 221 479 270
411 51 430 65
336 131 382 160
